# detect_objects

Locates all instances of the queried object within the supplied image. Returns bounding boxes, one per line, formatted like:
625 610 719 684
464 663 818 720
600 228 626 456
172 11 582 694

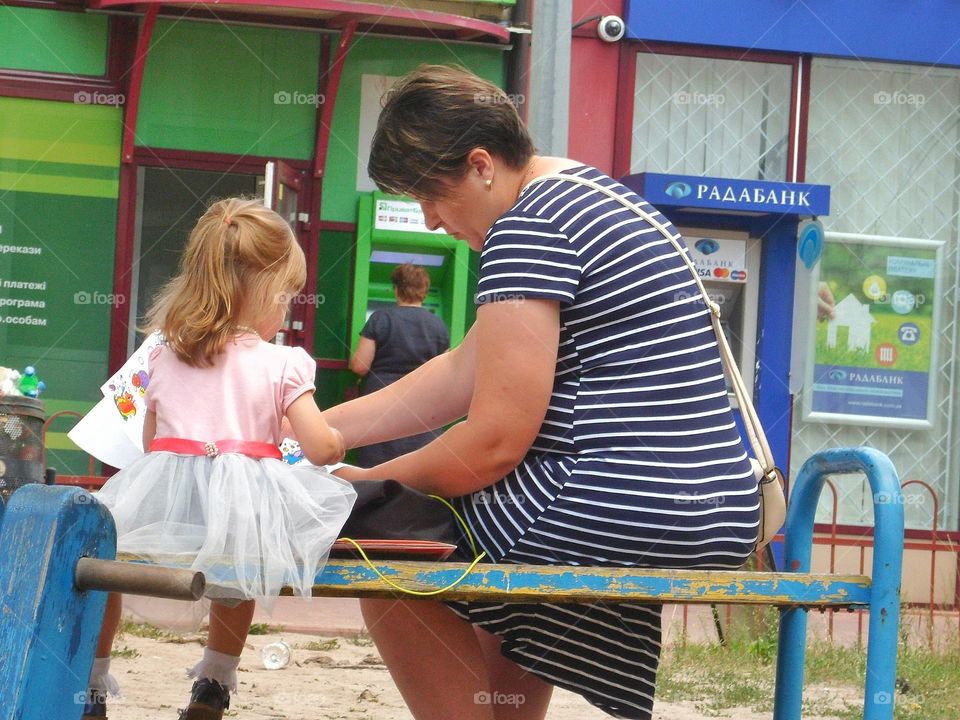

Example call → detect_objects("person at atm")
348 262 449 466
324 65 760 720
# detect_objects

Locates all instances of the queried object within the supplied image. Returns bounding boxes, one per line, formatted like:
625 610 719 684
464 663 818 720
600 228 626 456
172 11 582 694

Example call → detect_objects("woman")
348 263 450 466
326 65 760 720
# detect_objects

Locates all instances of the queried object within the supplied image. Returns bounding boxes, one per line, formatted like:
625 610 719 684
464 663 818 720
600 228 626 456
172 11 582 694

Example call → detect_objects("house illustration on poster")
827 293 875 351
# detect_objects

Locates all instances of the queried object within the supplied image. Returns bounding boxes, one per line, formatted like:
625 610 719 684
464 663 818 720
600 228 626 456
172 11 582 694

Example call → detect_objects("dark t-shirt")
355 305 450 467
359 305 449 392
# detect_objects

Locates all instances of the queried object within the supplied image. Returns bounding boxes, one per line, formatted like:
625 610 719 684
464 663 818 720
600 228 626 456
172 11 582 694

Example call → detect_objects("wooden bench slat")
300 561 871 606
117 556 872 606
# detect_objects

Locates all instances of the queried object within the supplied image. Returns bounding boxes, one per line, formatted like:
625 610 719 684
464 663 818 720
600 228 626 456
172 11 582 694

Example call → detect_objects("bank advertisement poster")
804 234 942 428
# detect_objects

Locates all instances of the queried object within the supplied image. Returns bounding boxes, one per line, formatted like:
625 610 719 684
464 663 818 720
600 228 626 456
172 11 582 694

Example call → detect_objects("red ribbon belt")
150 437 282 460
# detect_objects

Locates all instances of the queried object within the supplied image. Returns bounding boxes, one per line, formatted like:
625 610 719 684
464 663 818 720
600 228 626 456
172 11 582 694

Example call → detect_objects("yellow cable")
335 537 486 596
336 495 486 596
428 494 480 558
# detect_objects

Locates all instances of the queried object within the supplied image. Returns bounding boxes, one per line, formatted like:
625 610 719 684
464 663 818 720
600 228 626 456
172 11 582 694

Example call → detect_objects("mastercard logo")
713 268 730 278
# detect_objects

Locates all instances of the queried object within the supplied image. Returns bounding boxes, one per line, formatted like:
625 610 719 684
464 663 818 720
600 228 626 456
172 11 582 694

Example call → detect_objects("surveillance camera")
597 15 625 43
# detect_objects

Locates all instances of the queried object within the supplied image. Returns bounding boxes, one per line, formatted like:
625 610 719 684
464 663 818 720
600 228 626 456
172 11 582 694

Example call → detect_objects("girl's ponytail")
144 198 306 367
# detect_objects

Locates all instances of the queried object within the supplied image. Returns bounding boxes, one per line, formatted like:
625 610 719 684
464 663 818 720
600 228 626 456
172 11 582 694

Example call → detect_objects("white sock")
88 656 120 696
186 648 241 692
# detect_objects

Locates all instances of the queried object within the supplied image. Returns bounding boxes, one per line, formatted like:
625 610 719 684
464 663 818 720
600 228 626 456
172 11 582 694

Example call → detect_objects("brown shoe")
80 688 107 720
178 678 230 720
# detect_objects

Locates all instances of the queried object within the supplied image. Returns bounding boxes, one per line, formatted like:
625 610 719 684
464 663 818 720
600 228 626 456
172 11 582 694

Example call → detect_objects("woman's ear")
466 148 495 183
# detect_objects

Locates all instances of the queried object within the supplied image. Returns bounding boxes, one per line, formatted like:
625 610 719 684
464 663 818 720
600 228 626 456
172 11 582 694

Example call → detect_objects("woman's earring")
485 178 493 189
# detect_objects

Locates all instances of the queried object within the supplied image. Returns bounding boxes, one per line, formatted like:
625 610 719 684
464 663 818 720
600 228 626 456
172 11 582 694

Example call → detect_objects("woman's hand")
331 464 373 482
331 427 346 464
370 298 559 495
324 329 477 449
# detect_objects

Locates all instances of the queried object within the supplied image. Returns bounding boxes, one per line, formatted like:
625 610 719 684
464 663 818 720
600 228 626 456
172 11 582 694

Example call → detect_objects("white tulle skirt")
96 452 356 607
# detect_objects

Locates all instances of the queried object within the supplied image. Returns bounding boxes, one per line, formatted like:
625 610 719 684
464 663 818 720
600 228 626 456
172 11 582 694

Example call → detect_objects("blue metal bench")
0 447 903 720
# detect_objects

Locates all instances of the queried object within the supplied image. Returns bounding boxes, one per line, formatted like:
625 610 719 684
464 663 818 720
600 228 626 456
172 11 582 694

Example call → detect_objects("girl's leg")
95 592 123 657
82 594 123 718
181 601 257 718
360 598 495 720
474 626 553 720
207 599 256 655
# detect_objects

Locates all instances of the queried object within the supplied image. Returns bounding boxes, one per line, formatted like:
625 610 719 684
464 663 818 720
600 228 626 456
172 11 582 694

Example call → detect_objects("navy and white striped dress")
449 166 760 719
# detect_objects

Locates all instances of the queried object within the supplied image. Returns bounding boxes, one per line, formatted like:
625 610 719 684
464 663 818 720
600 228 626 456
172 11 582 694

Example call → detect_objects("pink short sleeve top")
144 333 316 445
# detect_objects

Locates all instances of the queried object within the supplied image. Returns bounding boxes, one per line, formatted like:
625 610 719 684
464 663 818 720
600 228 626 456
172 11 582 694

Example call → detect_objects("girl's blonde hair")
145 198 306 367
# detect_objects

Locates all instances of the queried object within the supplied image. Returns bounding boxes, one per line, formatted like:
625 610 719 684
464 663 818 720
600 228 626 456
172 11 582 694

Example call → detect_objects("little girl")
83 198 357 720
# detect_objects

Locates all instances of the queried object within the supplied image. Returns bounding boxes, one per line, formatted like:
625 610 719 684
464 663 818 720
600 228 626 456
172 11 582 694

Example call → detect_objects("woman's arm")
357 299 559 496
324 326 478 450
348 336 376 377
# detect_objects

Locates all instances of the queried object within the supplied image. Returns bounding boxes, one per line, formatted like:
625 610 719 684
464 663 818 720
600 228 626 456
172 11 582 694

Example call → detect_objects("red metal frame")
268 158 310 347
613 41 800 180
120 6 158 163
319 220 356 232
314 20 357 181
0 15 132 103
611 41 636 179
108 147 315 372
109 162 139 374
88 0 510 43
305 22 357 358
134 147 310 174
3 0 82 8
109 9 158 372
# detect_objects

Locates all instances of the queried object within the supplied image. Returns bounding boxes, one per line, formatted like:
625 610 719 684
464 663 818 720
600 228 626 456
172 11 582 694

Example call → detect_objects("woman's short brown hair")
391 263 431 304
368 65 535 199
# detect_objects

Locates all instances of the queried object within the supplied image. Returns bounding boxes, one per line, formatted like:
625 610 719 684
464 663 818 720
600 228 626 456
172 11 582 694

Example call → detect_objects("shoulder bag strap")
526 173 778 479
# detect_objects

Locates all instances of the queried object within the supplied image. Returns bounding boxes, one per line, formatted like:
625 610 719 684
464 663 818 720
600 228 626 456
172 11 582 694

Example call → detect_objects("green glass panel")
315 368 355 414
0 98 120 475
137 21 320 159
320 35 506 223
313 230 354 361
0 8 108 75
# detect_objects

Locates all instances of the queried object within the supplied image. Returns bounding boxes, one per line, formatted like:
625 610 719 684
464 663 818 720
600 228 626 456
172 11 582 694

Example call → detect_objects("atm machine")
621 173 831 556
351 192 472 353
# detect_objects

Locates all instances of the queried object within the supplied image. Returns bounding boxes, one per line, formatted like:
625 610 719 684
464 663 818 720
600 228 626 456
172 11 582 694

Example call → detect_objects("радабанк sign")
624 173 830 216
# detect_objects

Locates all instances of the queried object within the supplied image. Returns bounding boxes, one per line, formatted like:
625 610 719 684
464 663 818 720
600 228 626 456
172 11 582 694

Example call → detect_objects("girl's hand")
286 394 348 465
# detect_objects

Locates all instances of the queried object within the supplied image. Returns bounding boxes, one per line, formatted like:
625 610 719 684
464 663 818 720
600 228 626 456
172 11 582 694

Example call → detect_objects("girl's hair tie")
223 217 233 226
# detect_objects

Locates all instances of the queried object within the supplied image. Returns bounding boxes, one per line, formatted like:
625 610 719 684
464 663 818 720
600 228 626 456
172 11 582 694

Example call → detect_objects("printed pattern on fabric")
452 166 760 719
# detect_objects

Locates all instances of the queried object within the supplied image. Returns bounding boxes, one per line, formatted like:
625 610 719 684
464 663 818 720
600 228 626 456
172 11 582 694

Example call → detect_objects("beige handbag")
533 173 788 548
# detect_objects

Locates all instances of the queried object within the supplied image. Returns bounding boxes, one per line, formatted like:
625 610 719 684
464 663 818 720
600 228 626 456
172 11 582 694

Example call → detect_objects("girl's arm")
286 394 345 465
323 325 479 450
348 337 376 377
351 299 558 496
142 410 157 450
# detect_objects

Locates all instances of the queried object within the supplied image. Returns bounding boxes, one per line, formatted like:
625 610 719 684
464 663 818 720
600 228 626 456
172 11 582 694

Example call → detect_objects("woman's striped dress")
449 165 760 719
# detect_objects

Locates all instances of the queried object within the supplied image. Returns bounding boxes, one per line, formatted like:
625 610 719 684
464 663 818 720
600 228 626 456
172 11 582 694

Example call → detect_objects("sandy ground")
97 627 851 720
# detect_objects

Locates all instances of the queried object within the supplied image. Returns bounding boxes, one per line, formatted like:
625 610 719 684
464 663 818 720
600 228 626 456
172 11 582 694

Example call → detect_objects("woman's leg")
360 598 495 720
475 626 553 720
207 599 256 655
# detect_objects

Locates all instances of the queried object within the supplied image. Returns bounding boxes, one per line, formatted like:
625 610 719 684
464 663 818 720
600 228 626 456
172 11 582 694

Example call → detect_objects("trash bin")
0 396 44 501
